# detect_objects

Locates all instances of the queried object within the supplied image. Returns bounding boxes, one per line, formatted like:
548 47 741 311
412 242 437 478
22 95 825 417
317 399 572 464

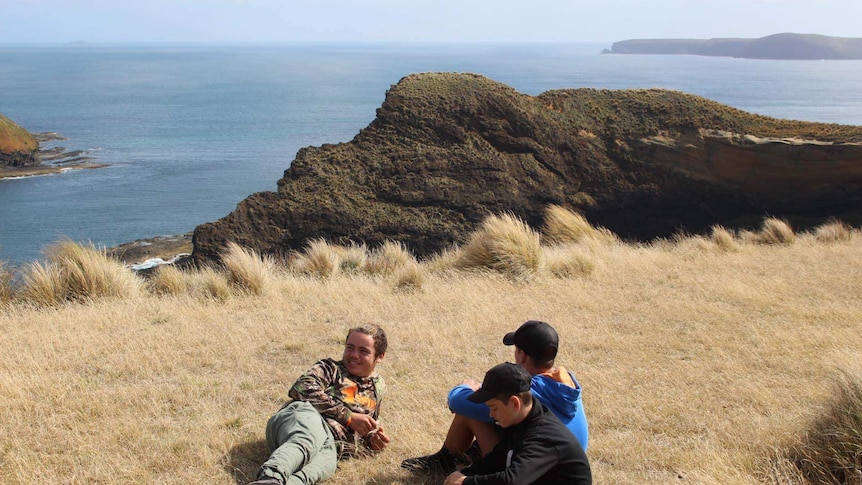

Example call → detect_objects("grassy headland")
1 210 860 484
0 113 38 163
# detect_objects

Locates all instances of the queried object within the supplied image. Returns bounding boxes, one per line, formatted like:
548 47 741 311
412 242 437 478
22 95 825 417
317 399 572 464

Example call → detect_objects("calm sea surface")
2 43 862 264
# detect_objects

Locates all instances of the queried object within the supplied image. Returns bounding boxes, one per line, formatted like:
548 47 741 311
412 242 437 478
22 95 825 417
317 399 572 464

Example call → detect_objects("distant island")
604 33 862 60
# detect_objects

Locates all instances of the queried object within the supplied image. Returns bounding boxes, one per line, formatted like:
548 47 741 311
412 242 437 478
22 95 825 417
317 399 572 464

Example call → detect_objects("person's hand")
461 379 480 390
443 471 466 485
368 426 390 452
348 413 378 436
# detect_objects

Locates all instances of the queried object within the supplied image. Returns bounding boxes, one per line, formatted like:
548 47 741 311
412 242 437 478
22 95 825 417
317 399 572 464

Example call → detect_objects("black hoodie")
462 396 592 485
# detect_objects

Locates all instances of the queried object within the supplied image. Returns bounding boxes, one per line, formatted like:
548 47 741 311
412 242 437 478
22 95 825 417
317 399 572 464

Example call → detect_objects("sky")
0 0 860 44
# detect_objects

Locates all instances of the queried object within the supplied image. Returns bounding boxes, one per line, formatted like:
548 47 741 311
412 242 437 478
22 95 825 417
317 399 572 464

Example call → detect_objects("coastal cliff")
607 33 862 60
0 113 38 167
192 73 862 263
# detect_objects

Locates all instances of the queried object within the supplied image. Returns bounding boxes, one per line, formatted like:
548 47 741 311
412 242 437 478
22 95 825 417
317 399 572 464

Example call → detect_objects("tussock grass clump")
423 245 463 274
813 219 854 243
46 241 142 301
292 239 340 278
148 264 189 296
194 266 231 301
392 262 426 292
0 262 13 304
221 242 274 295
543 205 595 243
779 373 862 484
543 244 595 278
17 241 141 306
542 205 617 246
19 261 66 307
364 241 416 276
334 243 368 274
757 218 797 245
710 225 740 252
456 212 542 280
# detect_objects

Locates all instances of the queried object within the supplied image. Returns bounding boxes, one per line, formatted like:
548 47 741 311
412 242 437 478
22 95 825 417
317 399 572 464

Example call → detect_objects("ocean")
1 42 861 264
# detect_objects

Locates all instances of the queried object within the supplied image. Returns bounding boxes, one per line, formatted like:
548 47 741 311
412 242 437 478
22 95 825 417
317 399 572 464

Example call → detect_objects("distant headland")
0 113 106 180
191 72 862 264
604 33 862 60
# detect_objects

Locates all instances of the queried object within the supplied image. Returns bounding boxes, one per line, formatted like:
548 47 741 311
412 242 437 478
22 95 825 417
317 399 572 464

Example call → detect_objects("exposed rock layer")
192 73 862 262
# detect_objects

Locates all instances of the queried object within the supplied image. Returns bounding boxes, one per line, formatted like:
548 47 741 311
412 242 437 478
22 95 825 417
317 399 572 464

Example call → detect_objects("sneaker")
246 479 282 485
464 441 482 463
400 446 460 475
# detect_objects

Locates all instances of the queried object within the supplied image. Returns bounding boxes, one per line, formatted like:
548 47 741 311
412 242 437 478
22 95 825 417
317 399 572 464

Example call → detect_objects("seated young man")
401 320 588 474
248 324 390 485
443 362 592 485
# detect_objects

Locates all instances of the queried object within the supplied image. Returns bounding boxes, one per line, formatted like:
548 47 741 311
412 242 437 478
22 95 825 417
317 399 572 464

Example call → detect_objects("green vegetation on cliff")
192 73 862 264
0 113 38 167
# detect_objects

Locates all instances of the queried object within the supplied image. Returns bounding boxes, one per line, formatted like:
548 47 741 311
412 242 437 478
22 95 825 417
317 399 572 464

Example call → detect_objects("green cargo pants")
257 400 338 485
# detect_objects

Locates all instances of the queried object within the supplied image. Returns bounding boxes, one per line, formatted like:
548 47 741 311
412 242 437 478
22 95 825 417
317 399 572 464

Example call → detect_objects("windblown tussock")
542 205 617 246
456 212 543 280
221 242 275 295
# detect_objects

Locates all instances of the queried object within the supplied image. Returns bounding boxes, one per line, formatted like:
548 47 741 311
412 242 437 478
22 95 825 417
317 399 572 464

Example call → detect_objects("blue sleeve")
447 385 494 423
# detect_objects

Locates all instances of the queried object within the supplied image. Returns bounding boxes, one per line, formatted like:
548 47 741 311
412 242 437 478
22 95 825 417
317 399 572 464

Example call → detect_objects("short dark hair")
492 390 533 406
347 324 387 357
524 352 555 370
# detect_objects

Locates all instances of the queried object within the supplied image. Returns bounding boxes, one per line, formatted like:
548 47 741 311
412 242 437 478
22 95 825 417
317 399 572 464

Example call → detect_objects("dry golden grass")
771 372 862 484
16 241 142 306
813 219 855 243
148 264 190 296
456 212 543 280
1 219 861 484
392 261 426 292
221 242 275 295
543 205 596 243
543 243 596 278
291 239 341 278
711 224 740 252
744 217 797 246
364 241 416 276
334 242 368 274
0 261 14 305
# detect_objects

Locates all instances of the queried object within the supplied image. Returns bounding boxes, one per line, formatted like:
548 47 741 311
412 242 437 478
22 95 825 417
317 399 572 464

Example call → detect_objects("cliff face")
192 73 862 263
0 113 38 167
609 33 862 60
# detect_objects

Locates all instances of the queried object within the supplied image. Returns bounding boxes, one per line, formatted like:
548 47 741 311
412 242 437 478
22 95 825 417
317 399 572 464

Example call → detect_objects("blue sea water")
1 42 862 264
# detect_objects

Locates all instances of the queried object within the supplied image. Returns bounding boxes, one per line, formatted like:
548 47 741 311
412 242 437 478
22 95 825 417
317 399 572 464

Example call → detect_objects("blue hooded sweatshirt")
447 367 589 451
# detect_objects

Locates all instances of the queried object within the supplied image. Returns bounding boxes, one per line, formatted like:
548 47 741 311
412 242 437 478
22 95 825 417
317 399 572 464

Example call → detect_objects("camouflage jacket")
287 358 385 457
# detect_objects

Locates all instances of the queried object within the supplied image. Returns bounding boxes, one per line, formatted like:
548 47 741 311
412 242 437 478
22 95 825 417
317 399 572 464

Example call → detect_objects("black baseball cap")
468 362 533 403
502 320 559 361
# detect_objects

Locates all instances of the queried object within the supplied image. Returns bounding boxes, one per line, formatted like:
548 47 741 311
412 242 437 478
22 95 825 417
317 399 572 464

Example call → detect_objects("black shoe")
465 441 482 463
400 446 460 474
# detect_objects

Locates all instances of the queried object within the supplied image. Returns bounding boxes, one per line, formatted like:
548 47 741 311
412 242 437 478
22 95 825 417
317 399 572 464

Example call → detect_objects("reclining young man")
401 320 588 475
248 324 390 485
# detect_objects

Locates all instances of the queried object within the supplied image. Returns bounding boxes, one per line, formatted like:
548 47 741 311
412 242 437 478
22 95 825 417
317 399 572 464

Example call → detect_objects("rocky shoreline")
107 233 194 271
0 132 108 180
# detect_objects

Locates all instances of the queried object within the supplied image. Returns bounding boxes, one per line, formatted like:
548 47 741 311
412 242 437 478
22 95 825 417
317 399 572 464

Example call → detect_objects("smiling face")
342 330 383 377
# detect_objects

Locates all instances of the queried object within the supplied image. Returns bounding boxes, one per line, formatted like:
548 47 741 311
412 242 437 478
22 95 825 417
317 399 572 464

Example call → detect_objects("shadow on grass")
223 438 268 485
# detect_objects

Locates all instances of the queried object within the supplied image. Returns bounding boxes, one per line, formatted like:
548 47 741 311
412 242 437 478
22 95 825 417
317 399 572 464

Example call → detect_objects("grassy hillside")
0 113 38 155
1 211 860 484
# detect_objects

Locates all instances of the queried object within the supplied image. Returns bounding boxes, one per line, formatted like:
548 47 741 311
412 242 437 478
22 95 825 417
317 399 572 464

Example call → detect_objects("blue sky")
1 0 860 44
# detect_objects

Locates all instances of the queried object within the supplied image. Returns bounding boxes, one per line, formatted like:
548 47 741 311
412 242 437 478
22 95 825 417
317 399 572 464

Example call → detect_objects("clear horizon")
2 0 860 45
